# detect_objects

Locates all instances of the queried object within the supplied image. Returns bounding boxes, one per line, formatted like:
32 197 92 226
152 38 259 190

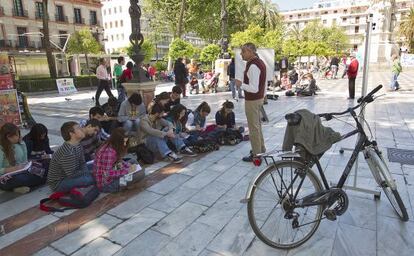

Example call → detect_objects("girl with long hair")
0 123 45 192
93 127 135 193
23 123 53 160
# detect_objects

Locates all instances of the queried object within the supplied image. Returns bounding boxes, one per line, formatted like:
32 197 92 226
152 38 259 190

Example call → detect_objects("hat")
350 52 356 58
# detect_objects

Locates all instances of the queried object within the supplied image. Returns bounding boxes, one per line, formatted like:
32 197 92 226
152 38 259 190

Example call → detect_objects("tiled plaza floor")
1 71 414 256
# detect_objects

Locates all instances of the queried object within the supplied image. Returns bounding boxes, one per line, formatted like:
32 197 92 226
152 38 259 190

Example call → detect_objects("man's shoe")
238 96 245 99
180 147 197 157
166 152 183 163
242 152 253 162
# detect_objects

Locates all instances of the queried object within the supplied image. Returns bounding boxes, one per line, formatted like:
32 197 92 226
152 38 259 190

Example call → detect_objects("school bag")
192 139 220 153
39 185 100 212
217 129 243 146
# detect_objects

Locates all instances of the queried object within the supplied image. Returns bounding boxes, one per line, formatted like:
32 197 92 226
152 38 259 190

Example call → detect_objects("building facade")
101 0 206 60
0 0 103 52
280 0 413 62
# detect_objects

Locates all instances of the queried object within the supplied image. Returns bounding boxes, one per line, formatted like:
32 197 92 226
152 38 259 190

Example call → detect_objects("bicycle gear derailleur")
324 189 349 220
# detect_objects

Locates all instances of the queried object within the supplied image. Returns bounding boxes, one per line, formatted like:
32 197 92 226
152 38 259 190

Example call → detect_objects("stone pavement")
1 71 414 256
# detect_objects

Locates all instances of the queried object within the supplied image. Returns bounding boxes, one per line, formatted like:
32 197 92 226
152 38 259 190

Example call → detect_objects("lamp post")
220 0 229 59
128 0 148 82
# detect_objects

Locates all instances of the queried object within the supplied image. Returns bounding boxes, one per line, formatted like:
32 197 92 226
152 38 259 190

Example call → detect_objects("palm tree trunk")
42 0 57 78
177 0 186 38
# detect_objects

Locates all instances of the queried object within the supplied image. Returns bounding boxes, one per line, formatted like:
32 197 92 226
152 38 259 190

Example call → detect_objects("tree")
230 24 266 48
125 41 156 63
200 44 221 68
399 8 414 52
168 38 196 60
67 29 101 74
41 0 57 78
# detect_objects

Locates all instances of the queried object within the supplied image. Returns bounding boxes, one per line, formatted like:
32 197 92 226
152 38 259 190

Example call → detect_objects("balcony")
55 14 68 23
73 17 85 25
0 39 14 48
89 19 99 26
12 8 28 17
0 6 4 16
16 40 38 49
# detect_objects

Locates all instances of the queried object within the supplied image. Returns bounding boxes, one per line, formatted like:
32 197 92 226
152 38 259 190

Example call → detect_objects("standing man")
96 58 114 106
174 58 189 98
330 55 339 79
347 53 359 99
113 56 125 103
228 58 243 100
235 43 266 162
390 54 402 91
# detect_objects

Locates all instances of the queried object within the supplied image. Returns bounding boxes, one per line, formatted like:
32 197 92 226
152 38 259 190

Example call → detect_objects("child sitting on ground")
189 76 199 94
186 102 211 136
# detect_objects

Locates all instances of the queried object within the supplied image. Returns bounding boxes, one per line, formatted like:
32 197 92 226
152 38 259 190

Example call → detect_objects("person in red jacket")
347 53 359 99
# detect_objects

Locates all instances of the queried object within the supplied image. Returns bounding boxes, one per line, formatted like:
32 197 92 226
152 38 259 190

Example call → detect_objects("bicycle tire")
367 149 409 221
247 160 323 249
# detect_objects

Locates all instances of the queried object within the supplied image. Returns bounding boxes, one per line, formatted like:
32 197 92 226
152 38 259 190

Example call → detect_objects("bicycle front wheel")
366 148 409 221
247 160 323 249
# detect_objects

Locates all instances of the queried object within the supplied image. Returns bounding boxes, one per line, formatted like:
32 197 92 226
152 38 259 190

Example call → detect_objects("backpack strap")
39 192 74 212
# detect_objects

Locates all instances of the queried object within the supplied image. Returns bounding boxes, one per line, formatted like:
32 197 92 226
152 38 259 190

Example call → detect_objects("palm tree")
399 8 414 52
177 0 186 38
288 24 302 41
259 0 281 32
41 0 57 78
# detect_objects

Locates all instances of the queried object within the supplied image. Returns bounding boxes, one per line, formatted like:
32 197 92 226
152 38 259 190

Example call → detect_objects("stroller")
201 72 220 93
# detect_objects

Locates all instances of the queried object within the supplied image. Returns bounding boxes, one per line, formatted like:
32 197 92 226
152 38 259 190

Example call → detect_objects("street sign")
56 78 77 95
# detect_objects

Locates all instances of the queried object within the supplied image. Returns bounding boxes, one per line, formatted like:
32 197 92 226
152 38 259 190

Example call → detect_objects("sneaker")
181 147 197 157
242 151 253 162
13 186 30 194
166 152 183 163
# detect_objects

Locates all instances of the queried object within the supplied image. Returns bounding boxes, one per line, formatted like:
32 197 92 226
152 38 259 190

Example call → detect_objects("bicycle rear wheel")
366 148 409 221
247 160 323 249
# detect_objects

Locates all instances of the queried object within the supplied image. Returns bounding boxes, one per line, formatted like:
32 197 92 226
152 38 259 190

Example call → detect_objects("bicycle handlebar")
318 84 383 120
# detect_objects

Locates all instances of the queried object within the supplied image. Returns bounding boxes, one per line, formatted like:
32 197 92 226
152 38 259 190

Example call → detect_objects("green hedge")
16 76 99 92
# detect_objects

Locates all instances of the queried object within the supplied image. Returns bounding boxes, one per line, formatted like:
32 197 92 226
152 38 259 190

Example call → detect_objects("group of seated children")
0 85 244 196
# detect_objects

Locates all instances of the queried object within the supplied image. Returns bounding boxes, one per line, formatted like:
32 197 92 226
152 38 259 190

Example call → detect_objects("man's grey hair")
242 43 257 53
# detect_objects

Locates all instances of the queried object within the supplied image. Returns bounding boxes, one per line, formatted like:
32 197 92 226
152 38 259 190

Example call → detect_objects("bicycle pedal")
324 209 337 221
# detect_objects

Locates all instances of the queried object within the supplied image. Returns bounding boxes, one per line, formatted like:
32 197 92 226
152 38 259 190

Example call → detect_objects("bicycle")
244 85 409 249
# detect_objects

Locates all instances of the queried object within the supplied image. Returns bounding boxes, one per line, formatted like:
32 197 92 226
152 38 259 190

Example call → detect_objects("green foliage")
168 38 196 60
67 29 101 55
399 8 414 52
125 41 156 63
199 44 221 63
154 61 168 71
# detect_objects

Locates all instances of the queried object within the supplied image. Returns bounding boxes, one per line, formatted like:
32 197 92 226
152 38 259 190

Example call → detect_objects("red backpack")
39 185 100 212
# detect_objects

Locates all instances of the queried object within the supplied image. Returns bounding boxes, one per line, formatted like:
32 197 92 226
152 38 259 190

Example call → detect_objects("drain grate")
387 148 414 165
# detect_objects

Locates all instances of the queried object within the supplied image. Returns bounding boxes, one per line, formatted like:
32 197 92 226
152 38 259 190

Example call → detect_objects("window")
17 27 28 48
109 8 111 15
298 14 302 17
110 22 112 28
323 11 328 14
56 5 65 22
355 26 359 33
334 10 337 13
104 23 108 29
74 8 82 24
59 30 67 47
119 6 122 13
344 9 348 13
342 17 347 22
355 16 360 23
323 20 327 24
121 34 124 40
35 2 43 19
13 0 25 16
111 35 114 41
115 21 118 27
103 9 106 15
90 11 97 25
116 34 119 40
333 19 337 25
120 20 123 27
114 7 117 14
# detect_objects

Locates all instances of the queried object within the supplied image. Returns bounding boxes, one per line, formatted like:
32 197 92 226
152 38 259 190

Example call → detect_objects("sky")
272 0 316 11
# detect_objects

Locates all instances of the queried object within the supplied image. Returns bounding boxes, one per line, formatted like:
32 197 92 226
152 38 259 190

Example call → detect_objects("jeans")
100 178 120 193
0 172 45 191
123 119 140 133
95 80 114 106
229 78 243 98
146 136 185 157
390 73 399 90
54 172 95 192
331 65 338 79
117 85 126 104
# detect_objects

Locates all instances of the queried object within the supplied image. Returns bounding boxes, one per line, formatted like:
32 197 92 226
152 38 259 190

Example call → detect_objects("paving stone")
190 180 233 207
182 170 222 190
153 202 207 237
199 249 226 256
157 222 218 256
177 160 216 176
286 235 335 256
215 165 250 185
0 215 59 250
339 196 377 231
107 190 162 219
33 246 65 256
206 213 256 256
377 215 414 256
72 237 121 256
331 223 376 256
243 238 287 256
113 229 171 256
51 214 122 255
146 174 192 195
104 208 166 246
150 186 199 213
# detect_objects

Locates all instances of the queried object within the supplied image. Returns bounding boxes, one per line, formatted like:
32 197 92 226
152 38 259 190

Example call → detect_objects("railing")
89 19 98 26
35 11 43 20
12 8 28 17
0 40 14 48
73 17 85 24
55 14 68 23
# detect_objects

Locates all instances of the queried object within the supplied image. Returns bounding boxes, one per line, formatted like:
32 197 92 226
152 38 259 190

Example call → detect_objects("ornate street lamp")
128 0 149 82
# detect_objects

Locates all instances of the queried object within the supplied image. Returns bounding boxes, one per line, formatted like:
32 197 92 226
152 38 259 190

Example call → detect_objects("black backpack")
192 139 220 153
132 144 155 164
217 130 243 146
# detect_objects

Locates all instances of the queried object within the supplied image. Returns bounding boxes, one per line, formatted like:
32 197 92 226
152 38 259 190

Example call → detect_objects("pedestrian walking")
330 56 339 79
174 58 189 98
390 54 402 91
96 58 114 106
347 53 359 99
235 43 266 162
113 56 125 103
227 58 243 99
